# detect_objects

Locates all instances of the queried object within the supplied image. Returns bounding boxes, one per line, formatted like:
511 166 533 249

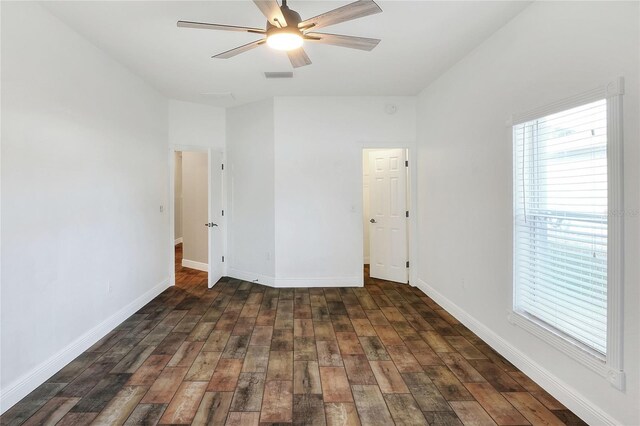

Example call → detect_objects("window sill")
508 310 625 390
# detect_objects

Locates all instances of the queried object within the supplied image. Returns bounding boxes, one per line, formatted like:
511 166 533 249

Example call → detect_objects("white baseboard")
226 268 275 287
414 279 619 426
226 269 362 288
0 278 171 414
274 275 362 288
182 259 208 272
174 237 183 245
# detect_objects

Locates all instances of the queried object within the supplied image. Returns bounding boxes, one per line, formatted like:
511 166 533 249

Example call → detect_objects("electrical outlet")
460 278 466 289
159 205 164 213
107 280 112 293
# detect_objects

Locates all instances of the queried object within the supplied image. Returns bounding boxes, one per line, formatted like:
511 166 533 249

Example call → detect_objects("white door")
208 150 224 288
368 149 408 283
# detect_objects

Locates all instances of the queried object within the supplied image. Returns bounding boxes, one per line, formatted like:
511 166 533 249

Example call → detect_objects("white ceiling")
42 1 530 106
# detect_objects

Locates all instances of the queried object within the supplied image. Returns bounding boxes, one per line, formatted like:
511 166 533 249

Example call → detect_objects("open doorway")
171 147 225 289
174 151 208 285
363 148 410 284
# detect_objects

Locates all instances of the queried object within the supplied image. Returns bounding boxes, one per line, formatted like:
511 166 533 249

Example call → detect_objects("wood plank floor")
1 245 587 425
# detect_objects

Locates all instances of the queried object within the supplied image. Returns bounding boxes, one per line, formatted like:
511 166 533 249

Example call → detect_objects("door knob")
370 219 377 224
205 223 218 227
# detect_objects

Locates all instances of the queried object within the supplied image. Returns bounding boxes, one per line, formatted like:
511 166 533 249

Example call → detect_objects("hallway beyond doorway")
175 243 208 289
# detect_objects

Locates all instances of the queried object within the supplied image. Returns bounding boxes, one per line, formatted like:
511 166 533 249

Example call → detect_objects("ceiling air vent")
264 71 294 79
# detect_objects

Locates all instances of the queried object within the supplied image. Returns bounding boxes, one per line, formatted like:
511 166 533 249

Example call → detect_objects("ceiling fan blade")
305 32 380 51
298 0 381 31
287 48 312 68
177 20 265 34
213 39 266 59
253 0 287 27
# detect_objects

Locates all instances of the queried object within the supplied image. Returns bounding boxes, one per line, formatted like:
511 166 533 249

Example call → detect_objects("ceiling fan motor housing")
266 3 302 34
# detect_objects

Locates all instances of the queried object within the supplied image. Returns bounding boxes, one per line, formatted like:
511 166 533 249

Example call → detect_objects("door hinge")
222 256 225 262
406 211 409 218
222 210 224 216
221 164 224 170
406 261 410 268
405 160 409 167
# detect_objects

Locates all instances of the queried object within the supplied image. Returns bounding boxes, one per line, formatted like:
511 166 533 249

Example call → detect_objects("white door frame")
168 145 226 287
359 142 417 286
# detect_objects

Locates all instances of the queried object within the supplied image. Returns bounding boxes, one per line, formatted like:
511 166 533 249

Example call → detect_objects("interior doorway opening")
363 148 410 284
174 151 209 280
170 147 225 289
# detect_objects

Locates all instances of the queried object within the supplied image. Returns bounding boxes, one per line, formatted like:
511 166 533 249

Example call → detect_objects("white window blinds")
513 99 608 355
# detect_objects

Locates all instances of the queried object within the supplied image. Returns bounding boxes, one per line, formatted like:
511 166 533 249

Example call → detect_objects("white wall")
416 2 639 425
225 97 415 287
226 99 276 283
273 97 416 286
168 100 225 149
181 152 208 266
174 152 183 241
1 1 170 411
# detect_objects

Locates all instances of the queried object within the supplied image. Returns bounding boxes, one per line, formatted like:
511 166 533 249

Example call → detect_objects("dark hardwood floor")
1 245 586 425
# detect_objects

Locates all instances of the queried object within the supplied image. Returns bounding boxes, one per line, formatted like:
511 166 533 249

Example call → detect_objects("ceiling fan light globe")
266 32 303 51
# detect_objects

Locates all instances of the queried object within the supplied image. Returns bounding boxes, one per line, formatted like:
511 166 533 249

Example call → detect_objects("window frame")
509 78 625 390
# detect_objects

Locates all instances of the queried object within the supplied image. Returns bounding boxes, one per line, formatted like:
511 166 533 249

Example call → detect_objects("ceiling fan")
177 0 382 68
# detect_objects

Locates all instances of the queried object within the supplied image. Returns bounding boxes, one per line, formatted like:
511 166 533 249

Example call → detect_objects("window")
510 79 624 388
514 99 608 354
